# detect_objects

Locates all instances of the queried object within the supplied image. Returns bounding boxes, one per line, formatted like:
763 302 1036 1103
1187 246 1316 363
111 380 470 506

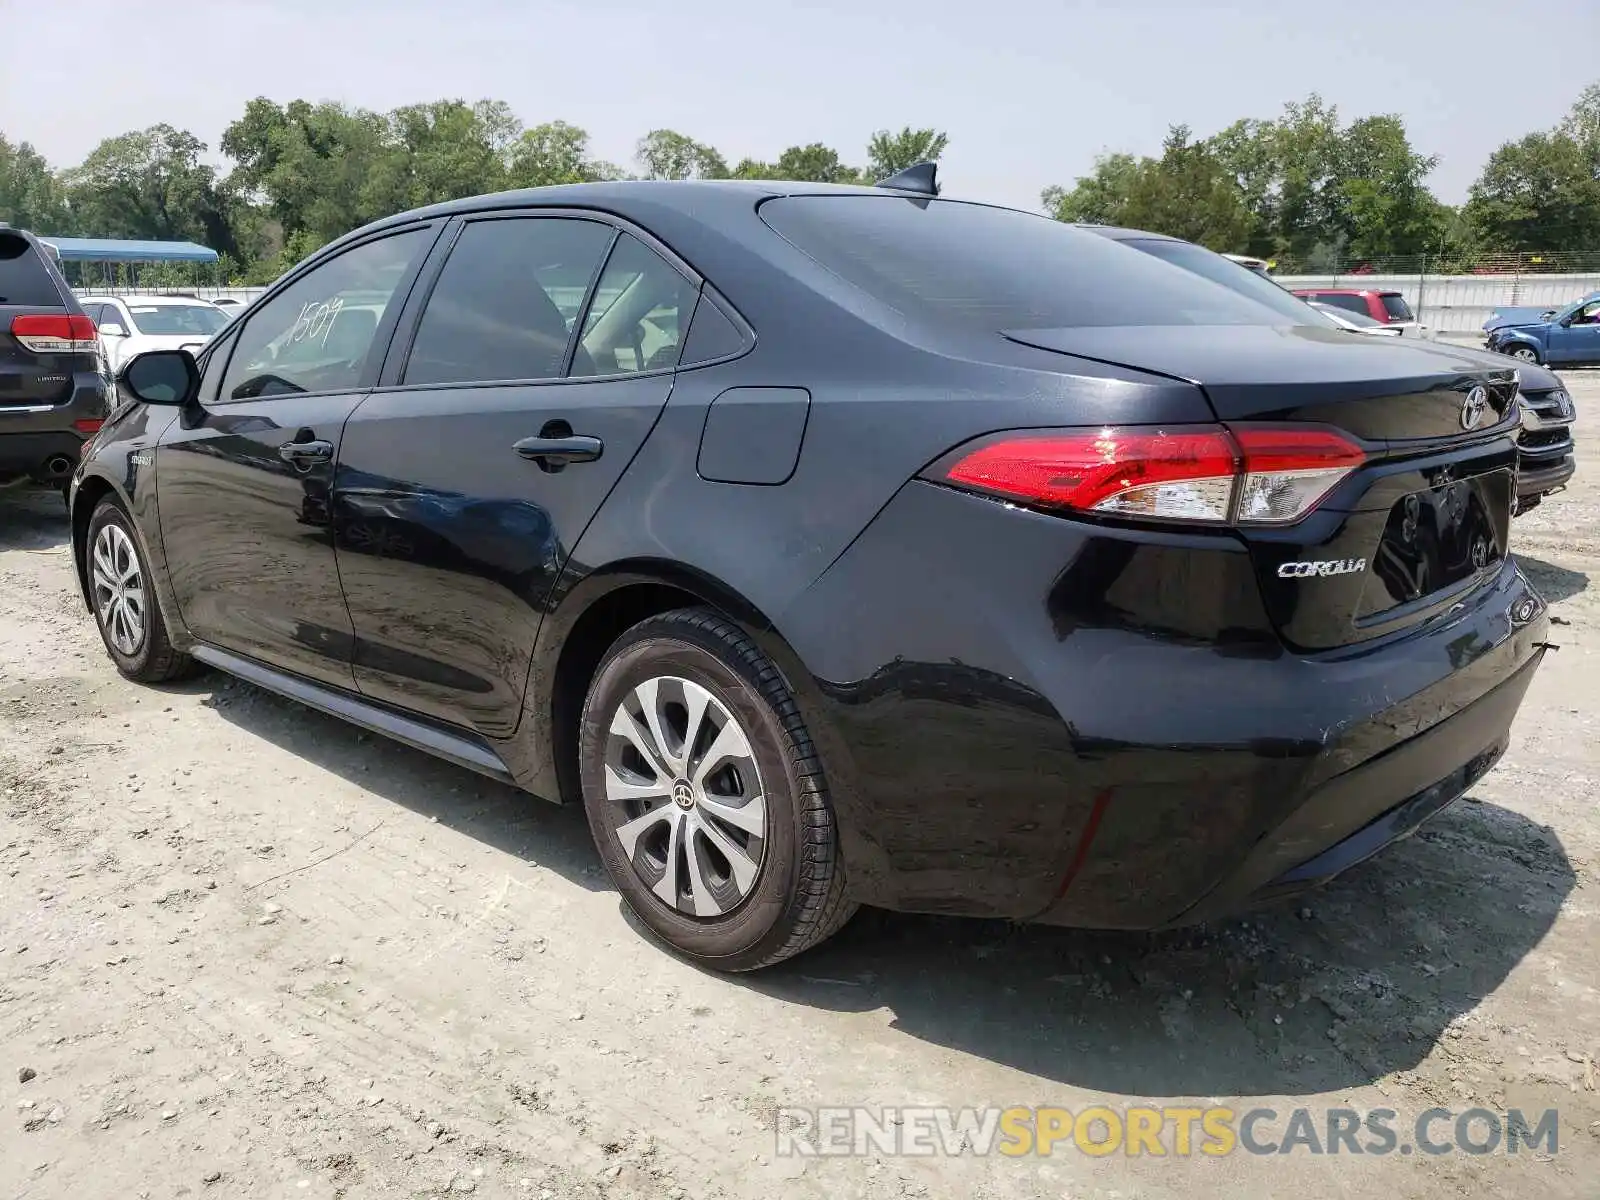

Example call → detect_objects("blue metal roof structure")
40 236 219 264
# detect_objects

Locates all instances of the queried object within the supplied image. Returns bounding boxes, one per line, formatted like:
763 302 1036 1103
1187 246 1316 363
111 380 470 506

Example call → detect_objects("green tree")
1466 81 1600 252
362 99 520 216
1043 128 1252 251
636 130 728 180
1466 130 1600 252
507 121 620 188
64 124 237 256
865 127 948 180
0 134 70 233
1041 152 1140 225
221 98 393 248
774 143 859 183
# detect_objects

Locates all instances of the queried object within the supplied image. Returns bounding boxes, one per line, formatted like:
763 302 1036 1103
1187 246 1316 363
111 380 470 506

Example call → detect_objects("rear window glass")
759 196 1294 331
0 233 64 307
1315 293 1370 317
1380 294 1415 321
127 304 231 336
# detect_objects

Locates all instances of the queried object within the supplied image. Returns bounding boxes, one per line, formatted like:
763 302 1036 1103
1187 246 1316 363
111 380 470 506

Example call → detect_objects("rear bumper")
0 375 110 482
779 480 1550 927
1517 454 1575 499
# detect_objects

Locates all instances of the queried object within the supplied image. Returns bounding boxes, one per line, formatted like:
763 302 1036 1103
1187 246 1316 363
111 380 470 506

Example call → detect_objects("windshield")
1117 238 1337 326
760 196 1299 330
126 303 230 336
1380 294 1415 322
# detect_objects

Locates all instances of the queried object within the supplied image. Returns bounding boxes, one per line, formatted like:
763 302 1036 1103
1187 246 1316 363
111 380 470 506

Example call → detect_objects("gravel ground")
2 376 1598 1199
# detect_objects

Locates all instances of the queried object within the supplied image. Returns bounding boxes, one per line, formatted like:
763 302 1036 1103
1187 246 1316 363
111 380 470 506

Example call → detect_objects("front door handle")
514 434 604 469
278 438 333 466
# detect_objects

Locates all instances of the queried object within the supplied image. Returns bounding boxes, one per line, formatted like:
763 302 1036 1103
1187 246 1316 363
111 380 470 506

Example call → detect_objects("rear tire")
86 498 195 683
578 608 856 971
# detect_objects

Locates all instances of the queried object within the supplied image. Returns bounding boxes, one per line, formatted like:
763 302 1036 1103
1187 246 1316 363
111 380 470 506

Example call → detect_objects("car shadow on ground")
725 796 1574 1099
0 487 70 551
185 672 1572 1100
1518 554 1589 604
183 674 609 893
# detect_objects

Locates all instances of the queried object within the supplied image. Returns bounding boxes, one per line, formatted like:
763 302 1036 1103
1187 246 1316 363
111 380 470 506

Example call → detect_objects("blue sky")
6 0 1596 211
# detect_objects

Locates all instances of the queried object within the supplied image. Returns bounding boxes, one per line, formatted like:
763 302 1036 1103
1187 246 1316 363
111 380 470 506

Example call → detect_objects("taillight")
11 313 98 354
73 418 104 435
934 424 1365 526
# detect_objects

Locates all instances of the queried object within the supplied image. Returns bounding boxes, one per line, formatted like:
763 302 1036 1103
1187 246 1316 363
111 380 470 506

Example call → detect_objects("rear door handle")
514 434 604 469
278 438 333 465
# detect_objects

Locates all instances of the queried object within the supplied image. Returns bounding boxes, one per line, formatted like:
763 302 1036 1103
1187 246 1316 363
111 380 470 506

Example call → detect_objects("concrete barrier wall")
1274 273 1600 335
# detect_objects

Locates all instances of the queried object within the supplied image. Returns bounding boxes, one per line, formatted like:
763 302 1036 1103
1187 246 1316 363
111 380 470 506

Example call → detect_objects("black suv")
0 224 110 493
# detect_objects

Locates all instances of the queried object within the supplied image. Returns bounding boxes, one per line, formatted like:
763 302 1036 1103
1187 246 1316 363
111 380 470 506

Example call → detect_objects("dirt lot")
3 376 1598 1200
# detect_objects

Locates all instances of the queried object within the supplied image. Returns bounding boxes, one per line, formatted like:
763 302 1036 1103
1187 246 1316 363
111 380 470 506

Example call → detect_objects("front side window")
220 228 429 401
572 234 698 377
760 195 1296 331
1570 300 1600 326
125 303 231 337
403 217 616 386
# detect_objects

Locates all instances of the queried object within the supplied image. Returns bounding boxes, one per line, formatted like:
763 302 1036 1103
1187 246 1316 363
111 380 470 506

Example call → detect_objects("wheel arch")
70 472 127 610
523 558 813 807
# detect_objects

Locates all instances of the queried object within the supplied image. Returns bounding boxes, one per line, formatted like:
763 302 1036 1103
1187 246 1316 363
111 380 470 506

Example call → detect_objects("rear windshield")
1118 238 1328 325
1380 294 1415 321
759 196 1295 330
1312 293 1370 317
127 303 231 336
0 232 64 307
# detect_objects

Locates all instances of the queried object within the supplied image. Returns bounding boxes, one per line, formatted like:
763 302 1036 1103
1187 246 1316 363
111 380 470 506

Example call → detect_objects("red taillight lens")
11 313 98 354
73 418 104 435
936 424 1365 527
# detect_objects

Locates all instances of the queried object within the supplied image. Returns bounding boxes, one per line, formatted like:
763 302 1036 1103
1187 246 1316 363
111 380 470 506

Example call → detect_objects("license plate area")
1358 467 1511 619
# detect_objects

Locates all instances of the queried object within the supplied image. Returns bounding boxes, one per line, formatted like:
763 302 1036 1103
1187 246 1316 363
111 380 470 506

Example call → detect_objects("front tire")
578 608 856 971
1509 345 1541 364
86 498 194 683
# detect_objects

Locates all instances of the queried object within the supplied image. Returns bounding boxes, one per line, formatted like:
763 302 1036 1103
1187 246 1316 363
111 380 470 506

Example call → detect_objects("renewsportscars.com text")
775 1105 1560 1158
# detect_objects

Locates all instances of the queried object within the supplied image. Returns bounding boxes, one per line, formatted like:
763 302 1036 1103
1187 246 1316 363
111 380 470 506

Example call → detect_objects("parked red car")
1290 289 1431 338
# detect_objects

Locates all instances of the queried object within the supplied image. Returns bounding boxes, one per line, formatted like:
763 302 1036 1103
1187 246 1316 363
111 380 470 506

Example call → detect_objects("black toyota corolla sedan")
70 167 1549 971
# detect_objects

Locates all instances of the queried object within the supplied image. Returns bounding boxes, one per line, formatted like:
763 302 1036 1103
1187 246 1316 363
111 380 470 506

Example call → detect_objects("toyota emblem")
1460 385 1489 431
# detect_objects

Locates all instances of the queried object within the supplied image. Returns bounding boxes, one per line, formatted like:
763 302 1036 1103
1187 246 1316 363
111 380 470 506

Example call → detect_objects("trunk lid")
1001 324 1523 651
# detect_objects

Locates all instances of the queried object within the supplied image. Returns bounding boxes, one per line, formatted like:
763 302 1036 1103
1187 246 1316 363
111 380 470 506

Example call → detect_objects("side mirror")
1559 316 1574 327
100 322 127 337
119 349 199 406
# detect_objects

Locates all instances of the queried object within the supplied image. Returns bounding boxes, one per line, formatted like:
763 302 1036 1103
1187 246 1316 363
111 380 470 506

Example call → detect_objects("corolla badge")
1277 558 1367 578
1460 385 1490 431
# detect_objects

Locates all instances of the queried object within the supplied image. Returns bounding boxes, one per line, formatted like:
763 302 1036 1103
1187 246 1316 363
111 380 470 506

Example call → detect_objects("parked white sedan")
77 295 232 373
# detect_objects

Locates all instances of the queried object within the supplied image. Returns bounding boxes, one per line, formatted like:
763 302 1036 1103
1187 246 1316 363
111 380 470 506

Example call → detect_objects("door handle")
278 438 333 466
514 434 604 469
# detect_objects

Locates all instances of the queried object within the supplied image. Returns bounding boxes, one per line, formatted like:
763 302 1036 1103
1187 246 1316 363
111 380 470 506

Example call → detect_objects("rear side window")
680 291 748 365
572 234 698 377
759 196 1293 330
0 232 64 307
1380 294 1415 321
404 217 615 386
